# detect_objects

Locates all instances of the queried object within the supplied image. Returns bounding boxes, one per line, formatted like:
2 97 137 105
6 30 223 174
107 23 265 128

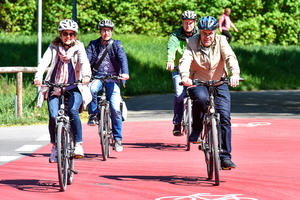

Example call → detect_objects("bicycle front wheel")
211 117 221 186
56 122 69 191
98 105 109 161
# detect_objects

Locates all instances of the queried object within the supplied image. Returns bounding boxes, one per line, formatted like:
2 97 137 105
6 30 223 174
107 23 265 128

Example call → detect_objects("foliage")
0 0 299 45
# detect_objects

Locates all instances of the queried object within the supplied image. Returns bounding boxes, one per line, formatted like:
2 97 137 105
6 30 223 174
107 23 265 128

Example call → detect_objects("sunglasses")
62 32 76 37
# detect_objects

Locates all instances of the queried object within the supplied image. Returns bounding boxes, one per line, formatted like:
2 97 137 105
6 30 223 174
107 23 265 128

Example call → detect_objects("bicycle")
40 81 80 191
186 77 243 186
91 75 121 161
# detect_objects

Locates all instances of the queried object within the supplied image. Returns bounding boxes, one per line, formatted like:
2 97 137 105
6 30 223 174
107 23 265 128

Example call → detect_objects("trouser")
172 71 186 125
88 80 123 141
188 84 232 160
48 87 83 144
222 30 232 43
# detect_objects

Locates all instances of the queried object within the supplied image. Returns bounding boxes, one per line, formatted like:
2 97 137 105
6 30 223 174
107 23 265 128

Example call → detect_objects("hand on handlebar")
82 76 90 84
119 73 129 80
182 77 193 86
33 79 42 86
229 75 240 87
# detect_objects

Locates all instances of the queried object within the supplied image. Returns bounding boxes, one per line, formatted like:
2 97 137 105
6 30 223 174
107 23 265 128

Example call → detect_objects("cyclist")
86 19 129 152
166 10 198 136
179 16 240 169
218 8 238 43
34 19 92 162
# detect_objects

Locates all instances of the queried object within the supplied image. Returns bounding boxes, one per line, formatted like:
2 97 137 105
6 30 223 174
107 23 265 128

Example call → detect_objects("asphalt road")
1 90 300 166
125 90 300 121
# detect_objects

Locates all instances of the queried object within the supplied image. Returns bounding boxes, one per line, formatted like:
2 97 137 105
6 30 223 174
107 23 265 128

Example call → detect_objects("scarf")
52 43 78 96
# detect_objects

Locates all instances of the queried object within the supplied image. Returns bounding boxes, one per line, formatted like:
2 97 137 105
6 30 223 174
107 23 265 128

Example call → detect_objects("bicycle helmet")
58 19 78 33
98 19 114 29
198 16 218 30
182 10 197 20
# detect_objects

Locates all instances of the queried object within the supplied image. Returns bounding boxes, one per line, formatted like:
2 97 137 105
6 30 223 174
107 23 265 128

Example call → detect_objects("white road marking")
36 134 49 141
232 122 271 127
0 156 20 162
15 145 42 152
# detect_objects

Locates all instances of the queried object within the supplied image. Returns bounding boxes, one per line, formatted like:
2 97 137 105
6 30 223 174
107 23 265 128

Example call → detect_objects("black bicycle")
40 81 80 191
186 77 243 186
91 75 121 161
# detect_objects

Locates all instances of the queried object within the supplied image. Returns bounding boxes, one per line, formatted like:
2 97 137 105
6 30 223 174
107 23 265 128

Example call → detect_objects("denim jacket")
86 38 129 77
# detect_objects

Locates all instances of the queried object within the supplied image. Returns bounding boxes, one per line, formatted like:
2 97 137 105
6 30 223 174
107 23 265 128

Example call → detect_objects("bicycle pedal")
191 141 201 144
222 167 232 170
74 155 83 159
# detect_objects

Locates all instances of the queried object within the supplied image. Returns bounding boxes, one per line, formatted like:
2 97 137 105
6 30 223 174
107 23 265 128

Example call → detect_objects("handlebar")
91 74 123 82
37 80 82 88
179 77 244 86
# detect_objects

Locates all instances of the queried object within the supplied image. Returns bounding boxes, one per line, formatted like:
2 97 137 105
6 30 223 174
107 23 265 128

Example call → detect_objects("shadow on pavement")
101 175 215 186
0 179 60 193
123 142 187 151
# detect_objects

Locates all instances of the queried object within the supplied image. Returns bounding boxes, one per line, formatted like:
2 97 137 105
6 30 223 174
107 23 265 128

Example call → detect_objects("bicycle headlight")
58 109 65 116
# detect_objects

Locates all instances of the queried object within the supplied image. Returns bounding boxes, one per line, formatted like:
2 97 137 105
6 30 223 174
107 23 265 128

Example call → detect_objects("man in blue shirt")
86 19 129 152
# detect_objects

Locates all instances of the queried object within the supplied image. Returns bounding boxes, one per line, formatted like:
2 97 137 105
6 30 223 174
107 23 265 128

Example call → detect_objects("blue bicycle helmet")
198 16 218 30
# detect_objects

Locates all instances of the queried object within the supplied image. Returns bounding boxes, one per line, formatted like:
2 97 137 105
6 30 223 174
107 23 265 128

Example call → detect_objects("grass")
0 32 300 126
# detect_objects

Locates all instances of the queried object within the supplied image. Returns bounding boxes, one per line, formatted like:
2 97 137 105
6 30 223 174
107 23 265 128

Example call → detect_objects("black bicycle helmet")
198 16 218 30
182 10 197 20
98 19 114 29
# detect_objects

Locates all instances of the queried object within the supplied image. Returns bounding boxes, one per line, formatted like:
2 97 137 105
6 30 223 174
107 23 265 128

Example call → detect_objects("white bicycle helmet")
58 19 78 33
182 10 197 20
98 19 114 29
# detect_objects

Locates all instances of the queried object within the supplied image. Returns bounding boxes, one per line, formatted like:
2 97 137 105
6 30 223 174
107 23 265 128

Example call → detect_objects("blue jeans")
48 88 83 144
189 84 232 160
88 80 122 141
172 71 186 125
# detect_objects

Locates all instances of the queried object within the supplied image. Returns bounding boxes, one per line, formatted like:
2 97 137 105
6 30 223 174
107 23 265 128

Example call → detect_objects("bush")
0 0 299 45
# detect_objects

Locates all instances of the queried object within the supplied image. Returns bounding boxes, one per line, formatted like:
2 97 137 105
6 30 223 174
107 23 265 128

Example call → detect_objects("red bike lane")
0 118 299 200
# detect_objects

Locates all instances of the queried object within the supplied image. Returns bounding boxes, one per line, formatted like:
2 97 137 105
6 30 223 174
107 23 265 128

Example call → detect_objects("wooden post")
17 72 23 117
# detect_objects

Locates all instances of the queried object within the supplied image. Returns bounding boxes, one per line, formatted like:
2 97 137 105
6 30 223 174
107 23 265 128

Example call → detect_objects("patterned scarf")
52 43 78 96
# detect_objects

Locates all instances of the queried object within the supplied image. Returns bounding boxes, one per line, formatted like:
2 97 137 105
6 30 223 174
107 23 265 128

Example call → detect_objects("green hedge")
0 0 299 45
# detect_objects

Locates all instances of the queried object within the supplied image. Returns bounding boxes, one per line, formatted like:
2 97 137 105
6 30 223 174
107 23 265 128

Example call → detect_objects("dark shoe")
189 130 200 143
87 114 97 126
221 159 236 169
173 124 183 136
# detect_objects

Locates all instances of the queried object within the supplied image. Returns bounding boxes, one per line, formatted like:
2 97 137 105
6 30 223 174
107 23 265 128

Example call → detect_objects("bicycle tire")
185 98 192 151
56 122 68 191
211 117 220 186
204 119 213 180
103 104 110 159
98 106 108 161
67 131 74 185
182 99 188 150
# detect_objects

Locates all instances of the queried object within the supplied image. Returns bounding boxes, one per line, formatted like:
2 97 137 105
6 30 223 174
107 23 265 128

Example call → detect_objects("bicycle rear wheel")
67 132 74 185
56 122 69 191
211 117 221 186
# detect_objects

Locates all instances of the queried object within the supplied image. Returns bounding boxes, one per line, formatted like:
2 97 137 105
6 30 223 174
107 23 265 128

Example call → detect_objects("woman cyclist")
34 19 92 162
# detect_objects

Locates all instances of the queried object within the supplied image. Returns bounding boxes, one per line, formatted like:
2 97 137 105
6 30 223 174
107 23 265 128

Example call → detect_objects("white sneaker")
49 145 57 163
74 143 84 158
114 140 123 152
